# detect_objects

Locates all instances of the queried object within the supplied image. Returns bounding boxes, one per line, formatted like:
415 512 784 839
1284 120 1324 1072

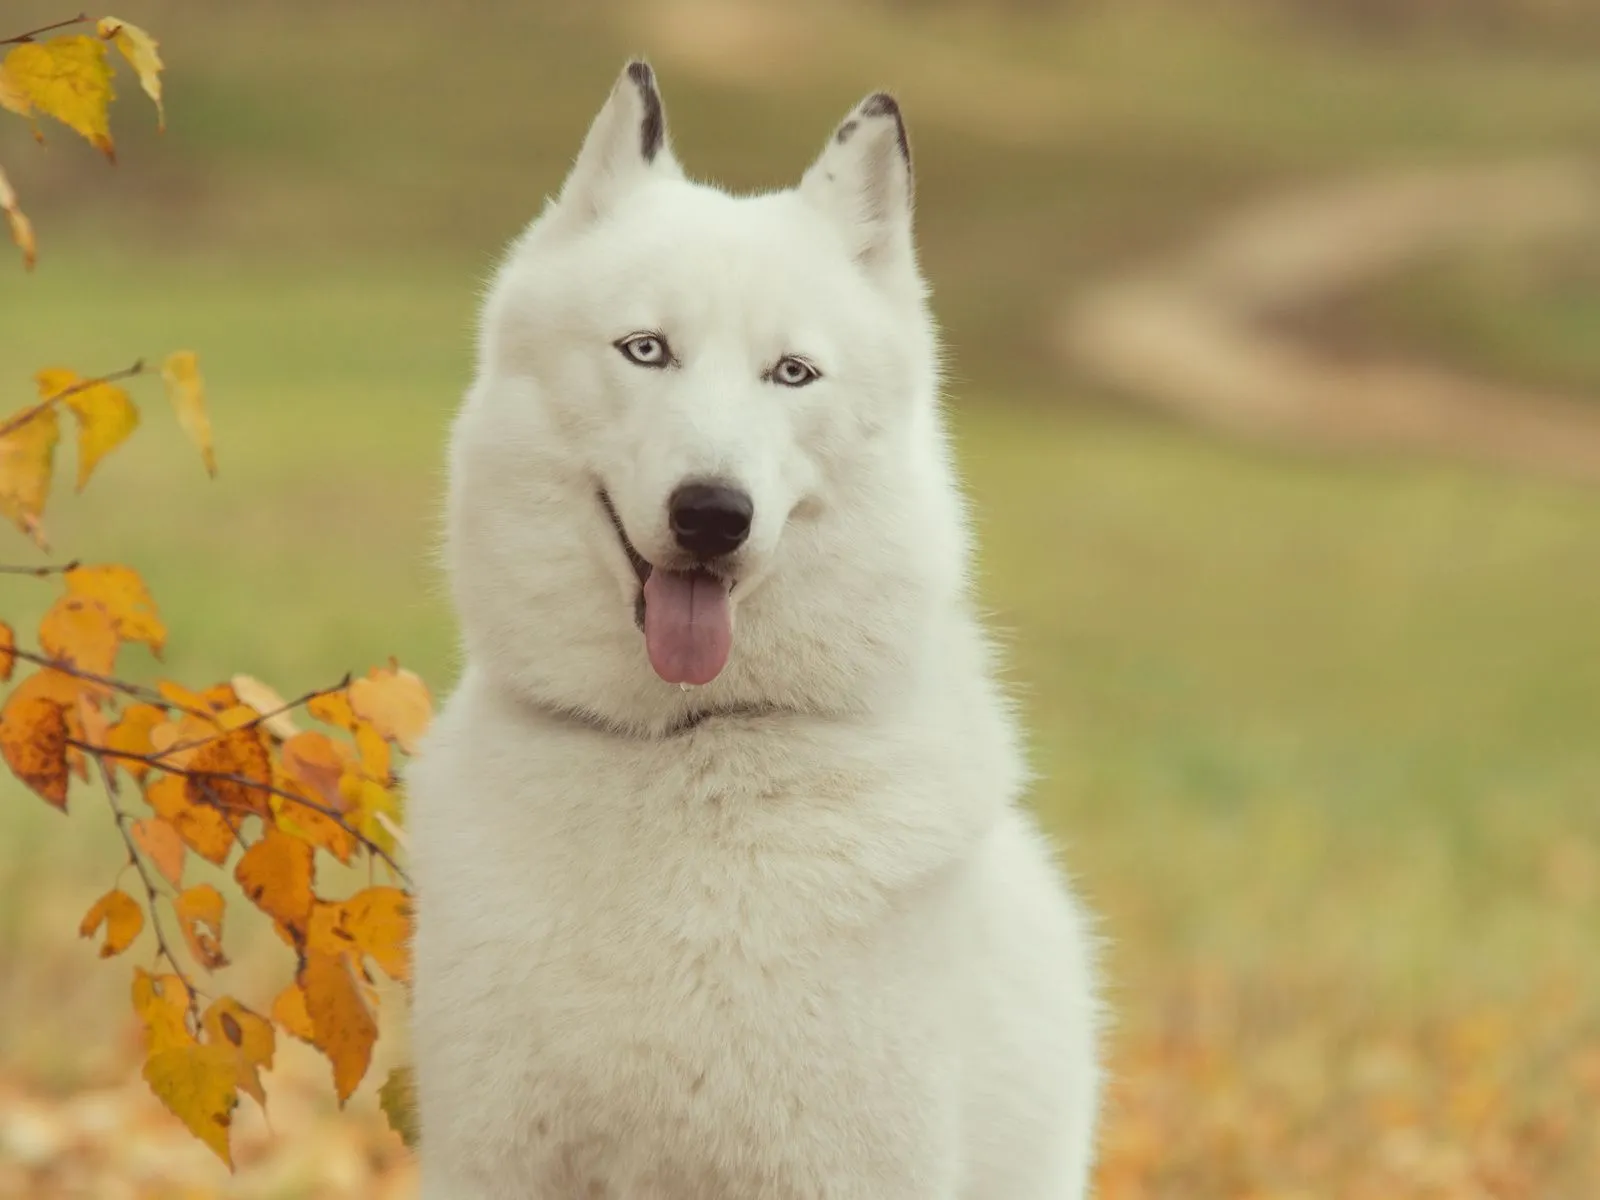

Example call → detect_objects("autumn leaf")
97 17 163 132
0 683 71 808
132 967 194 1056
307 688 357 732
130 816 185 888
349 661 433 756
34 367 140 491
186 725 272 817
145 772 235 865
2 36 116 160
38 594 120 675
0 65 31 118
0 621 13 681
78 888 143 957
143 1043 240 1168
234 825 315 944
202 997 275 1108
280 730 353 810
270 982 316 1045
341 771 402 855
332 886 413 985
0 164 35 271
65 563 167 655
301 950 378 1104
175 883 229 970
232 673 300 740
379 1066 419 1148
157 679 218 715
104 701 166 781
0 404 60 547
272 796 358 865
161 351 215 476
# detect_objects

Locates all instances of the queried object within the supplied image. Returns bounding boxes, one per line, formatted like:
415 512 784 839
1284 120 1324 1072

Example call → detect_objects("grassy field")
4 1 1600 1195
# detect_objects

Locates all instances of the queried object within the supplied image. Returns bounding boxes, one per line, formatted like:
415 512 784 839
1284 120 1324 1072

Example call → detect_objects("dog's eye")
769 356 820 388
616 333 672 368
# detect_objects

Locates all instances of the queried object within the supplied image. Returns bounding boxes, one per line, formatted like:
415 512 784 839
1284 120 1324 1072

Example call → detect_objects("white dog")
407 60 1103 1199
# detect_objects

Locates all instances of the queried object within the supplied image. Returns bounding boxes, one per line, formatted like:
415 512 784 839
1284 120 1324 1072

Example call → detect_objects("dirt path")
1055 160 1600 484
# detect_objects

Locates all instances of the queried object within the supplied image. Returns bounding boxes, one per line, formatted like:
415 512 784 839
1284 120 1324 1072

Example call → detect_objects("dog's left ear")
555 60 682 224
800 92 917 287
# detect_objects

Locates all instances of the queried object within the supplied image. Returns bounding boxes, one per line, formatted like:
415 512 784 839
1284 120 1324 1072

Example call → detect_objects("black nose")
669 482 753 559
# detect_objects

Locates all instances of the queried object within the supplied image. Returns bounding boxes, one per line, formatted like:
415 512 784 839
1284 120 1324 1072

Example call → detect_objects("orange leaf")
0 165 35 271
157 679 216 714
234 825 315 944
175 883 229 970
79 888 143 957
186 725 272 817
35 368 140 492
333 886 412 985
104 701 165 781
96 17 163 132
349 662 433 756
0 403 59 548
201 997 275 1108
1 35 116 160
270 982 316 1045
307 688 357 732
0 620 13 681
0 681 71 808
37 594 119 676
301 950 377 1104
65 564 166 655
142 1043 239 1169
280 730 353 810
145 772 235 865
132 967 193 1056
130 816 185 888
231 673 299 740
161 351 215 476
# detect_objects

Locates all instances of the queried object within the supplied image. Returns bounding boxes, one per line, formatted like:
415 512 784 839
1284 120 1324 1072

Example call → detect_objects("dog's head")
446 61 970 731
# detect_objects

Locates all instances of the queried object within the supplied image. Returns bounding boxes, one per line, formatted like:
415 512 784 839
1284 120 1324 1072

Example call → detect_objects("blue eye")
616 332 672 368
770 356 820 387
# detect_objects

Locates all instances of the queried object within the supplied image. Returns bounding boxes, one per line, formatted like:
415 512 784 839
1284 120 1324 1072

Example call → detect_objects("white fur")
408 62 1103 1199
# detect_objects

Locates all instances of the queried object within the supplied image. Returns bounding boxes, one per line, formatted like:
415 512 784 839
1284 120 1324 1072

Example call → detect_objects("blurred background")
3 0 1600 1196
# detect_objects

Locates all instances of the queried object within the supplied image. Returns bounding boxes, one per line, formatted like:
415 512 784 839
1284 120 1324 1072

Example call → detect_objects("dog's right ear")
554 61 682 225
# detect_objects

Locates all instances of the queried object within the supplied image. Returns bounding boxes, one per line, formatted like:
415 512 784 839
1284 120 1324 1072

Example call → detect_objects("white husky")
407 60 1102 1199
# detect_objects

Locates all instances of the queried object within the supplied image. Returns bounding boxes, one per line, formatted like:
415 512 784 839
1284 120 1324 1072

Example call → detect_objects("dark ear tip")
857 92 911 164
625 60 656 91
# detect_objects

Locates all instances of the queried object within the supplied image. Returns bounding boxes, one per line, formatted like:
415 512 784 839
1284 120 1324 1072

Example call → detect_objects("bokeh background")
4 0 1600 1196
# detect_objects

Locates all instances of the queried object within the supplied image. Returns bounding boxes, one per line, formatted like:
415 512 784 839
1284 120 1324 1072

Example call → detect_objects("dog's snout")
669 482 753 559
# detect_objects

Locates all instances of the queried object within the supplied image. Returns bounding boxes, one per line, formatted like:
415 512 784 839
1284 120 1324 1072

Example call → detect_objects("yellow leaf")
0 680 71 808
79 887 143 957
301 950 377 1104
97 17 163 132
340 770 401 855
145 772 236 865
104 701 165 781
231 673 300 740
379 1066 419 1148
130 816 185 888
234 825 315 945
132 967 194 1055
37 594 120 675
161 351 215 476
142 1042 239 1169
202 997 275 1108
65 564 167 655
270 982 316 1045
280 730 354 810
349 661 433 756
0 66 31 118
34 368 140 491
323 886 412 985
0 621 14 681
0 404 59 548
0 165 36 271
2 36 116 160
307 688 357 732
175 883 229 970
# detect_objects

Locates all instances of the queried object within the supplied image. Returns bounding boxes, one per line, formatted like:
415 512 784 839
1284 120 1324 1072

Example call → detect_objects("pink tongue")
642 569 733 685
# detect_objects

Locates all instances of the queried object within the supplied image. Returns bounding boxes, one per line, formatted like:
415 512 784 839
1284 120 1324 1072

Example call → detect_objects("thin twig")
68 739 413 888
10 648 211 719
161 673 353 756
0 359 146 440
96 761 204 1031
0 559 79 577
0 13 89 45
